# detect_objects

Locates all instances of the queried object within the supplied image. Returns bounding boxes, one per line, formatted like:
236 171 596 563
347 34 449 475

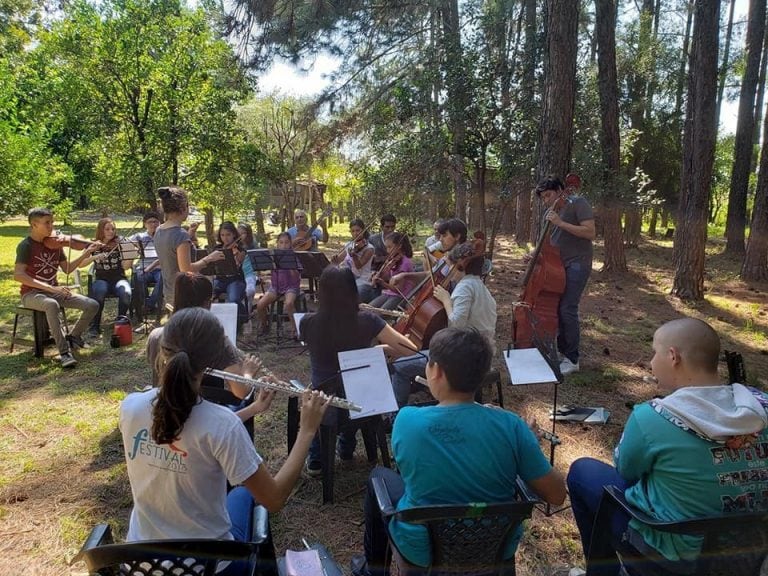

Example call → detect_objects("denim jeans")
558 259 591 364
390 354 428 408
21 290 99 354
133 267 163 311
90 278 132 332
214 276 247 325
307 406 358 464
567 458 631 576
221 486 255 576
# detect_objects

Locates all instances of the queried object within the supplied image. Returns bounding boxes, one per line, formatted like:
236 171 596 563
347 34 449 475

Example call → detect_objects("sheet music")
118 240 140 261
210 303 238 346
293 313 306 344
338 347 398 419
504 347 558 385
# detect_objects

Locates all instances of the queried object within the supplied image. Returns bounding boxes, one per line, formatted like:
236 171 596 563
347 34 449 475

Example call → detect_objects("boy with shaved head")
567 317 768 575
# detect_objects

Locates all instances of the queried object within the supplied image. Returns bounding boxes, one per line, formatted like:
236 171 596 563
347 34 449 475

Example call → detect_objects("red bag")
113 316 133 346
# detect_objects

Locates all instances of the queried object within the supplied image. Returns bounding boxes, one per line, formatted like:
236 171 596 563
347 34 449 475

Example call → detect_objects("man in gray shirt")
536 175 595 375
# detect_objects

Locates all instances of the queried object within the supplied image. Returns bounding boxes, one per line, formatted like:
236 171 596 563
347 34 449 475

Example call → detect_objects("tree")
595 0 627 273
742 98 768 280
724 0 766 255
672 0 720 301
535 0 579 238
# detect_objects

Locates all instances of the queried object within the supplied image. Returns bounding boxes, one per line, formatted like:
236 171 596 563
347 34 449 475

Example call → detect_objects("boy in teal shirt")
567 317 768 575
354 326 566 575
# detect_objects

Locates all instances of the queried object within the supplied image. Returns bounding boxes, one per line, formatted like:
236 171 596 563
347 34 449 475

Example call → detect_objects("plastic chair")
71 505 278 576
587 485 768 576
372 476 540 576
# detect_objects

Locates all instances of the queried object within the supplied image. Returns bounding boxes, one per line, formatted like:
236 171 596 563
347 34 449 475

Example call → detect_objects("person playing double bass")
389 240 497 408
532 175 595 375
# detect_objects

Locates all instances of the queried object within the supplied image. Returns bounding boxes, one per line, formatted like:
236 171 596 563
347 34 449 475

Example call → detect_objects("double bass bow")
512 173 580 349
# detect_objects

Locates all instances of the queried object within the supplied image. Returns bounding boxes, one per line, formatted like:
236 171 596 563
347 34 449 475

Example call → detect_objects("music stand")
295 251 330 301
251 249 304 349
130 239 158 338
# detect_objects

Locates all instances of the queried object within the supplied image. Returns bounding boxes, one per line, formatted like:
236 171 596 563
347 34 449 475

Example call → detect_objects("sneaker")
568 569 586 576
59 352 77 368
86 328 101 340
305 459 323 478
66 334 88 350
559 358 580 375
350 554 370 576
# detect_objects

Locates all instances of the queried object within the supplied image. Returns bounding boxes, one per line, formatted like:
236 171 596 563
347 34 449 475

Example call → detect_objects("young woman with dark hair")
299 266 417 476
212 221 250 326
369 232 414 311
121 308 329 573
333 218 376 303
153 186 224 310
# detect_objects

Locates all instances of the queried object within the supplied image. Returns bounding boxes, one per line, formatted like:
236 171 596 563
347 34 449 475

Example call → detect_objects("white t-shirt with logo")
119 388 262 541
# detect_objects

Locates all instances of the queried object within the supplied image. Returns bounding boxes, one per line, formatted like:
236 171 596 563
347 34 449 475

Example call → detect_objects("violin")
42 233 100 251
512 173 580 349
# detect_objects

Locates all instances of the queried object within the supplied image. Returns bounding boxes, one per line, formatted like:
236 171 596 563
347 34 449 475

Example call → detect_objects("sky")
257 1 749 134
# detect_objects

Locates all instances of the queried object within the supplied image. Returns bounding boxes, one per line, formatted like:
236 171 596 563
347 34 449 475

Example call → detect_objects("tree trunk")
648 206 659 238
672 0 720 301
204 207 215 249
742 79 768 280
595 0 627 272
535 0 579 238
725 0 766 255
623 209 642 248
515 188 533 245
675 1 695 122
753 8 768 172
715 0 737 125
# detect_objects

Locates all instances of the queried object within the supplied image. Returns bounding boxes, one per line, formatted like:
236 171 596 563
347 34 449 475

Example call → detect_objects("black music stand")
131 239 159 338
249 249 304 349
295 251 330 301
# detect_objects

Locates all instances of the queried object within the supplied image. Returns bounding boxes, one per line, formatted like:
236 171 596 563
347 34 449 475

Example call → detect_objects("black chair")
71 505 277 576
372 476 540 576
287 389 391 505
587 485 768 576
10 306 51 358
410 368 504 407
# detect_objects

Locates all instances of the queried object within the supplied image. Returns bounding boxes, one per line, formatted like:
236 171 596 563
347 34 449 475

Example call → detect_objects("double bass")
512 174 580 349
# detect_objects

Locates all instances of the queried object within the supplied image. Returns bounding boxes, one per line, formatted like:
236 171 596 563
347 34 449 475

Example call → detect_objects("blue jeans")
214 277 247 325
390 354 428 408
133 267 163 311
89 278 132 332
567 458 631 576
358 281 380 304
221 486 255 576
558 260 591 364
307 407 358 464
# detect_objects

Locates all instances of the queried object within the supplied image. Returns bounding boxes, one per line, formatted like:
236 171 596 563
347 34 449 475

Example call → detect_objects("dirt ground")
2 233 768 576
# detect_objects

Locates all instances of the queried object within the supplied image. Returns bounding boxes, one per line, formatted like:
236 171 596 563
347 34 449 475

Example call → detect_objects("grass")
1 217 768 575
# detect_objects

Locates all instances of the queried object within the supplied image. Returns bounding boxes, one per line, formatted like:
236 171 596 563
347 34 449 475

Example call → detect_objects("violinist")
368 232 414 311
389 241 497 408
153 186 225 311
81 217 133 338
369 214 397 271
533 175 595 375
212 221 250 327
335 218 377 304
14 207 100 368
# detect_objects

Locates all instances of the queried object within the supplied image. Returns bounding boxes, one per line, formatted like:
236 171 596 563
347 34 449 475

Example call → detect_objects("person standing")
535 175 595 375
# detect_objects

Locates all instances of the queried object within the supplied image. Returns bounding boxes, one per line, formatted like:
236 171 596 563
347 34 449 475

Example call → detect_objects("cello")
512 173 580 349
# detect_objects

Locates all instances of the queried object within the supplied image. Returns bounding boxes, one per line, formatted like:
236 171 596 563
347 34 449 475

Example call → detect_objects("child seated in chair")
566 318 768 576
120 308 330 575
14 207 101 368
254 232 300 337
355 327 566 575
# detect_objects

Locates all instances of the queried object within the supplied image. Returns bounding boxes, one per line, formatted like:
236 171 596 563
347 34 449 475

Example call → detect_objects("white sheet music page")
338 347 398 419
504 347 558 385
210 303 238 347
292 313 306 345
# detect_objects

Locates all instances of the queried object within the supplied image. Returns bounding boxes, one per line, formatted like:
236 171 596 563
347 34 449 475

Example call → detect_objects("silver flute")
204 368 362 412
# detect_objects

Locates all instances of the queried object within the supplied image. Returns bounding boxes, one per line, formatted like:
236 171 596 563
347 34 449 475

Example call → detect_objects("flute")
204 368 362 412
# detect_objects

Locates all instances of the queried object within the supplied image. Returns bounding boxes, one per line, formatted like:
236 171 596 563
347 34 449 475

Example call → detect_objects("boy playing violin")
14 208 101 368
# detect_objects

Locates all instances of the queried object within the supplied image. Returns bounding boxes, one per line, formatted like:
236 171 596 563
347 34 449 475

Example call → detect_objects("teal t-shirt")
389 403 552 567
616 402 768 561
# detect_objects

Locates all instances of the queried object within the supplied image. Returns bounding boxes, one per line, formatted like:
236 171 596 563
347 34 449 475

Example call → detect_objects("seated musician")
80 217 133 337
237 222 260 325
154 186 224 311
299 267 417 477
424 218 445 255
287 209 323 251
211 221 251 327
254 232 301 337
333 218 377 303
369 214 397 271
352 327 566 576
147 272 270 423
389 218 467 296
566 318 768 576
128 212 163 317
121 307 330 573
368 232 414 311
390 240 495 407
